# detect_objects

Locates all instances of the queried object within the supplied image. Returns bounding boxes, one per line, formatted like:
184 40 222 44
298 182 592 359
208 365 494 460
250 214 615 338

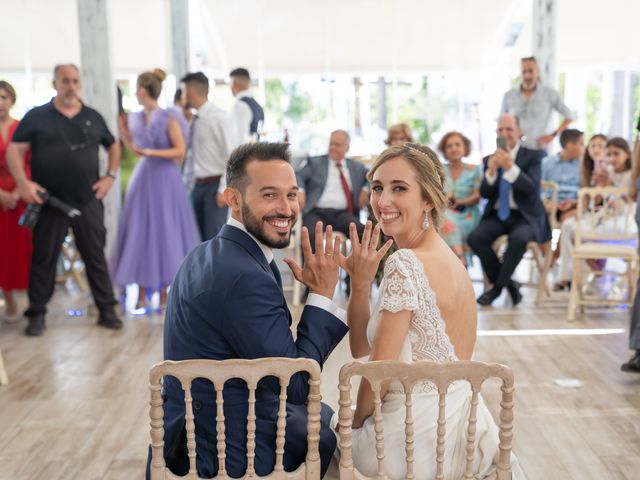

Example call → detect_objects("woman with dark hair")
0 80 32 322
112 69 200 312
437 131 482 265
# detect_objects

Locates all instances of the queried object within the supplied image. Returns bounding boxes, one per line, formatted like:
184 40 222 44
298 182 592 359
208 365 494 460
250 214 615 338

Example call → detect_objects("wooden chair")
56 231 89 292
148 357 322 480
282 219 304 306
337 360 515 480
490 180 559 304
0 347 8 385
568 187 638 321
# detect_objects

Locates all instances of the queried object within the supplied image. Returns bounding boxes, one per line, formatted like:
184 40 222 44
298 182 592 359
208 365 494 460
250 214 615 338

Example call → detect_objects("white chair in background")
568 186 638 320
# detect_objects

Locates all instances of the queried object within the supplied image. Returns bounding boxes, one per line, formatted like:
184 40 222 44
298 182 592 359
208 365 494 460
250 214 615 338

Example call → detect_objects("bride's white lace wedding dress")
344 249 525 479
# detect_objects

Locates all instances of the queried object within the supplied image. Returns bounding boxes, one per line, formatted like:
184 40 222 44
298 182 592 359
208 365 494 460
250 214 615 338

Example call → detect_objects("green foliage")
585 82 602 140
119 143 139 200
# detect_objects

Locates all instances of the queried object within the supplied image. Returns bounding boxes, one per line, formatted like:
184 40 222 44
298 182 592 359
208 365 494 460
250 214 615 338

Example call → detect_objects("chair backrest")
575 187 636 244
337 360 514 480
149 358 322 480
540 180 559 230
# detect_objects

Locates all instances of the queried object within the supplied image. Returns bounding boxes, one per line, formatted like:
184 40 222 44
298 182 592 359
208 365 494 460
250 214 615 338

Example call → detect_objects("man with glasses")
7 64 122 336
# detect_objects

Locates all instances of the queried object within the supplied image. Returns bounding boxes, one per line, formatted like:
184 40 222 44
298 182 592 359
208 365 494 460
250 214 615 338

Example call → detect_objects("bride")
336 143 524 479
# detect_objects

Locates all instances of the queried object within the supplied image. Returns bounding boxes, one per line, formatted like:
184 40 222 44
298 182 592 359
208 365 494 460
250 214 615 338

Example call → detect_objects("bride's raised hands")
338 220 394 291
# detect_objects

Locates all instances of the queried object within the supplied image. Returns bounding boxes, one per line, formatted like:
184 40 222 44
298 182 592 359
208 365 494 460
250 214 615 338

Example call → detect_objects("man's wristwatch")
106 170 117 179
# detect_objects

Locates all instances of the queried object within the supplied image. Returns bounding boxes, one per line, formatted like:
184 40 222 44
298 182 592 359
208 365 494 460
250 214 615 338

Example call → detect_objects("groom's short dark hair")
227 142 291 193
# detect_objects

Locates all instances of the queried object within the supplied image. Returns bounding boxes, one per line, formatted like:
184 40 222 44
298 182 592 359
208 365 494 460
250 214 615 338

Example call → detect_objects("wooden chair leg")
0 348 8 386
536 245 553 305
568 257 581 321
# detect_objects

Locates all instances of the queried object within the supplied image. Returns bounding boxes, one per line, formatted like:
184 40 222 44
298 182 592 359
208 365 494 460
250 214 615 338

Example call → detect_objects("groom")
148 142 349 479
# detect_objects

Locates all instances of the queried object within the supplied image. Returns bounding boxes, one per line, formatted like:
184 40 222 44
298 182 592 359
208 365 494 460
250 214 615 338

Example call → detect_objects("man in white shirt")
467 114 550 306
181 72 235 240
295 130 369 246
229 68 264 146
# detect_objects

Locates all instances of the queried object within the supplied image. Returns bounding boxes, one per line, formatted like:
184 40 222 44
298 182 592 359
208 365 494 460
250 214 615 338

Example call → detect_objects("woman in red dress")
0 80 32 322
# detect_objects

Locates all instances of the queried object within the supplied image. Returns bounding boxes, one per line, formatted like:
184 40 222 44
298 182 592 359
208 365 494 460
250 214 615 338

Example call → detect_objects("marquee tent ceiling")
1 0 638 75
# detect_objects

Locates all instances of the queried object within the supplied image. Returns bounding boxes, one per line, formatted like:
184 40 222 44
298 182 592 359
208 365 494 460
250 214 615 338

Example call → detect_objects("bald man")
468 114 551 307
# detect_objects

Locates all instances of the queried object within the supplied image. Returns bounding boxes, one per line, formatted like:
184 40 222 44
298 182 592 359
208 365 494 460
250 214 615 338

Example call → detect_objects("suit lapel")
218 225 292 326
219 225 270 273
320 155 329 190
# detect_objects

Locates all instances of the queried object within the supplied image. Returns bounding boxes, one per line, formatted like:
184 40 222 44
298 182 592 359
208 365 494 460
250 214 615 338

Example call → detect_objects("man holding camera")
7 64 122 336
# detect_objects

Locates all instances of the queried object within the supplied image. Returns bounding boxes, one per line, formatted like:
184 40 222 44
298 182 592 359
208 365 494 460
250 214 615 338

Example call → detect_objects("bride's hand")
338 221 393 291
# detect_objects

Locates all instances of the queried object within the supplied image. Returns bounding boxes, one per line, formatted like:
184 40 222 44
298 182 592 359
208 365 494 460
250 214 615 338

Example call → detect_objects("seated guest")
467 114 551 306
555 137 634 291
384 123 414 146
542 128 584 223
581 133 608 188
150 143 348 478
438 131 482 266
296 130 368 245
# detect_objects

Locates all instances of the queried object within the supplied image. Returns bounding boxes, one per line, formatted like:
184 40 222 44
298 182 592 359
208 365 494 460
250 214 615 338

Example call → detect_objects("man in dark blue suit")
149 142 349 478
468 114 551 306
296 130 369 246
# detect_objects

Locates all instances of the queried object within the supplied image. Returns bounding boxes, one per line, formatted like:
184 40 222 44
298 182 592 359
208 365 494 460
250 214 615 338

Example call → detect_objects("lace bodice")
368 249 458 392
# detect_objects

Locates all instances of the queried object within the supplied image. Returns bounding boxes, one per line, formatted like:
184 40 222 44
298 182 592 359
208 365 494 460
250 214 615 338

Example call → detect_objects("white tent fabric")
1 0 639 74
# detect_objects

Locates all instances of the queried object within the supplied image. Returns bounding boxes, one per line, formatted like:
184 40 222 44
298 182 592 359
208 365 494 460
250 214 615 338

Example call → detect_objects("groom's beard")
242 203 296 249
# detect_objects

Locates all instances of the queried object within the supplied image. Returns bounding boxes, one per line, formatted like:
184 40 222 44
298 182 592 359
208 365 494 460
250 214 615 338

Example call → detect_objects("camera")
19 191 82 230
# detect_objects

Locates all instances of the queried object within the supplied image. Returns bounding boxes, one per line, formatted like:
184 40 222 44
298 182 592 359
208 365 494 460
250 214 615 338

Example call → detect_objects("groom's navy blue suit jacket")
147 224 349 478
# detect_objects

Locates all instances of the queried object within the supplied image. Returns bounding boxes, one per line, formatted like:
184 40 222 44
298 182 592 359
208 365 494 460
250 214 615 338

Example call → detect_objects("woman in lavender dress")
113 69 200 311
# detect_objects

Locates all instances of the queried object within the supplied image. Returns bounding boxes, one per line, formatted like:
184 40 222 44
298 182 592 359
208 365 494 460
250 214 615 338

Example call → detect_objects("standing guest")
384 123 414 146
296 130 369 246
7 64 122 336
180 72 234 240
438 131 482 265
500 56 575 151
229 67 264 145
0 80 31 322
625 117 640 373
112 69 200 312
467 114 550 306
541 128 584 223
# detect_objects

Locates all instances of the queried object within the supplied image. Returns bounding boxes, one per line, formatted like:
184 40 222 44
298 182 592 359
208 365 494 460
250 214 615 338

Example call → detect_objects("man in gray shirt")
501 56 575 151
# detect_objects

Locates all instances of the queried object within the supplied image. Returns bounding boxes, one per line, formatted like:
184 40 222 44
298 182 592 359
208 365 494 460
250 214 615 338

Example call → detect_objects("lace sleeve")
380 251 419 313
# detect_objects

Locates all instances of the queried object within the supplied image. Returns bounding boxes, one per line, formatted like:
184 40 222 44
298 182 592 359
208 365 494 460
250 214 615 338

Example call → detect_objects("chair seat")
574 242 638 259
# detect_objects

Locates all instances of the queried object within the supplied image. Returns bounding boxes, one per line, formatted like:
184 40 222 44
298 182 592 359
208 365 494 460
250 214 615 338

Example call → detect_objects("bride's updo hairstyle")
137 68 167 100
367 143 448 231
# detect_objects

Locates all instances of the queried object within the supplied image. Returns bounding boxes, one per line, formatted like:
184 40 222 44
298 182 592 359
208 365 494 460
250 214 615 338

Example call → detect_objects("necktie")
269 260 283 291
498 174 511 221
336 162 354 214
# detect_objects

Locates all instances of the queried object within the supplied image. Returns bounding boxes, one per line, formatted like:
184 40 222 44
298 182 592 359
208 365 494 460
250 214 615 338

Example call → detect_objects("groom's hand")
283 221 342 299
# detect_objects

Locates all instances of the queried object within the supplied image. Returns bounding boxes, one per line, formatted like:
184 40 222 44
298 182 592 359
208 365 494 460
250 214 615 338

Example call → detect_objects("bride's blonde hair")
367 143 448 231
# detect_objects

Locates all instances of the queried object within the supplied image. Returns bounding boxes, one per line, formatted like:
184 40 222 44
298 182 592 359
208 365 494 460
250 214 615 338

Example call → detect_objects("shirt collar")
196 101 213 114
227 217 274 263
510 142 520 161
235 90 252 99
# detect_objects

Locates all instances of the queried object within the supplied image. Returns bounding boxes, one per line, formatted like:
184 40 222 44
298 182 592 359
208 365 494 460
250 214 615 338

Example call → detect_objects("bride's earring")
422 211 430 230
